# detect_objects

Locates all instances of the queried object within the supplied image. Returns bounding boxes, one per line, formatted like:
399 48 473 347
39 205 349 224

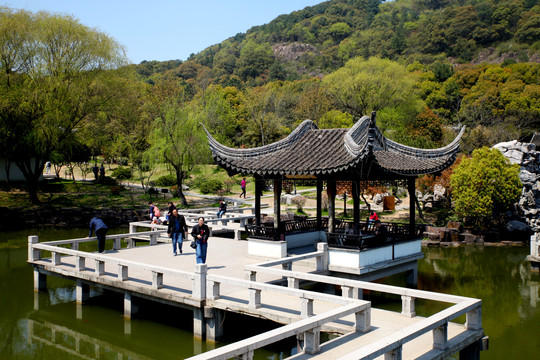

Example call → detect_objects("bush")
110 186 122 195
97 176 118 186
155 174 176 187
199 179 223 194
171 185 179 197
291 195 307 211
450 147 521 227
111 167 132 180
223 178 236 193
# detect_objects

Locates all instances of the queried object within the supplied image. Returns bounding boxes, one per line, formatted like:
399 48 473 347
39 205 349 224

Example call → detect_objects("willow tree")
323 57 423 119
0 7 126 202
147 85 209 206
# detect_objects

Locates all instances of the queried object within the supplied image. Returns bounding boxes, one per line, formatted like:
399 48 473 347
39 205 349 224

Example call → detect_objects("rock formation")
493 140 540 232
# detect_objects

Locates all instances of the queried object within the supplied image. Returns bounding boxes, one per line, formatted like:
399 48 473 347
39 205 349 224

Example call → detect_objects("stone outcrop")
0 206 148 231
493 140 540 232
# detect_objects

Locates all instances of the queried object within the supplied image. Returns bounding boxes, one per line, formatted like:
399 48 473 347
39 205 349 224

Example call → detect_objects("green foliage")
198 179 223 194
154 174 176 186
111 167 132 180
450 147 521 227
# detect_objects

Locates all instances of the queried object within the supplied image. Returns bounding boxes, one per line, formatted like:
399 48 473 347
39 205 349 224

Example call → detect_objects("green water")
1 229 539 359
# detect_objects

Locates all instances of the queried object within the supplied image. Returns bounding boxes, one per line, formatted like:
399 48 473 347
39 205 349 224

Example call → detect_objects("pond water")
1 228 539 359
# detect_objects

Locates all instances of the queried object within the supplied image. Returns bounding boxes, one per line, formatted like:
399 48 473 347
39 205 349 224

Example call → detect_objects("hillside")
135 0 539 84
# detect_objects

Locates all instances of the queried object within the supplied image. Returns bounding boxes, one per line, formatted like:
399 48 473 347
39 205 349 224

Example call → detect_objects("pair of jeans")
172 232 183 254
196 241 207 264
96 228 108 253
216 210 225 218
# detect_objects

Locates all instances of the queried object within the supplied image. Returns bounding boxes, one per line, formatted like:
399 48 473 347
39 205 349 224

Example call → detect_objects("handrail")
185 302 368 360
338 299 482 360
35 230 167 246
30 242 194 280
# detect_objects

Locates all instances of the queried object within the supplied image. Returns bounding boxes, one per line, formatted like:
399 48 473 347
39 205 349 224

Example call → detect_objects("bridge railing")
186 302 369 360
28 233 196 292
244 245 483 360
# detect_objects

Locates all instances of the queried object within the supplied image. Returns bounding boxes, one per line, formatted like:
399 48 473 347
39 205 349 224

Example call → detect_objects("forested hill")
136 0 539 84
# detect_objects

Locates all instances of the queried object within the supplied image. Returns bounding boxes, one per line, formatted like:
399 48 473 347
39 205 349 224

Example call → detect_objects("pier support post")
193 308 205 340
406 267 418 288
384 346 403 360
33 268 46 292
76 279 90 304
205 307 224 341
459 340 481 360
124 291 138 319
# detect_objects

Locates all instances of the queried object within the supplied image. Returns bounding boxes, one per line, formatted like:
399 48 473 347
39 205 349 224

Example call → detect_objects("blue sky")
5 0 325 64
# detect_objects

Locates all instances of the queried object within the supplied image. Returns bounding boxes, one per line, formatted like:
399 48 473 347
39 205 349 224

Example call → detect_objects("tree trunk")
174 166 188 206
15 159 44 204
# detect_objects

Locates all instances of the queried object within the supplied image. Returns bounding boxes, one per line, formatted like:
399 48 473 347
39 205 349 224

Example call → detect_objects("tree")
450 147 521 227
323 57 423 119
147 86 209 206
0 7 126 203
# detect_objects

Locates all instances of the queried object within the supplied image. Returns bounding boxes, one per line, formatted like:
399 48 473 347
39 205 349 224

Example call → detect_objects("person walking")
166 201 176 223
45 161 51 175
99 163 105 179
92 163 99 180
239 177 246 198
148 201 155 220
167 209 188 256
191 217 210 264
88 216 108 253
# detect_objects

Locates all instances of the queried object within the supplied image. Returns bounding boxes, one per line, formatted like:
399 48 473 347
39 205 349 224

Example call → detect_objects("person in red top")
239 177 247 198
369 211 378 223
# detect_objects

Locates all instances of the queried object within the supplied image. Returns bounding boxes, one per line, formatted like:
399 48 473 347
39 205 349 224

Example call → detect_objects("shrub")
97 176 118 186
199 179 223 194
291 195 307 211
223 178 236 193
450 147 521 227
155 174 176 187
111 167 132 180
282 180 294 194
110 186 122 195
170 185 179 197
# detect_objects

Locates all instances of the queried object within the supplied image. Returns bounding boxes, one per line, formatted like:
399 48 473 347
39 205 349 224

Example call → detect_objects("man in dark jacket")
216 200 227 218
88 217 108 253
167 209 188 255
191 217 210 264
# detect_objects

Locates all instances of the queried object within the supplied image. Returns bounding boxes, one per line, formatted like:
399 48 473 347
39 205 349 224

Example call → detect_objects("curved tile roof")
204 113 464 178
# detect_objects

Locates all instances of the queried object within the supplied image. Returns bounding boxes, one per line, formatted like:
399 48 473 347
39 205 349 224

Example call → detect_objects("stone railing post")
28 235 40 262
401 295 416 317
301 297 314 318
433 323 448 350
316 242 328 272
193 264 207 300
466 306 482 331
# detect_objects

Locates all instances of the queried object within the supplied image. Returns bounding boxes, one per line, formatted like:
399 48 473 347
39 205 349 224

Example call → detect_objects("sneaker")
173 253 177 256
180 249 183 254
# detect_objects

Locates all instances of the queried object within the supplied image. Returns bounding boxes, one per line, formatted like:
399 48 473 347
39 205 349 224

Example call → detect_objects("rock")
506 220 530 233
433 184 446 201
519 170 537 185
373 193 383 205
447 221 463 232
281 194 294 205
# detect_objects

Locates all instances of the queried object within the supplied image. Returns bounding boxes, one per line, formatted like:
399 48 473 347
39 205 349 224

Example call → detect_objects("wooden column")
316 180 323 230
408 177 416 239
327 180 336 233
273 179 282 241
255 178 262 226
352 180 360 227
